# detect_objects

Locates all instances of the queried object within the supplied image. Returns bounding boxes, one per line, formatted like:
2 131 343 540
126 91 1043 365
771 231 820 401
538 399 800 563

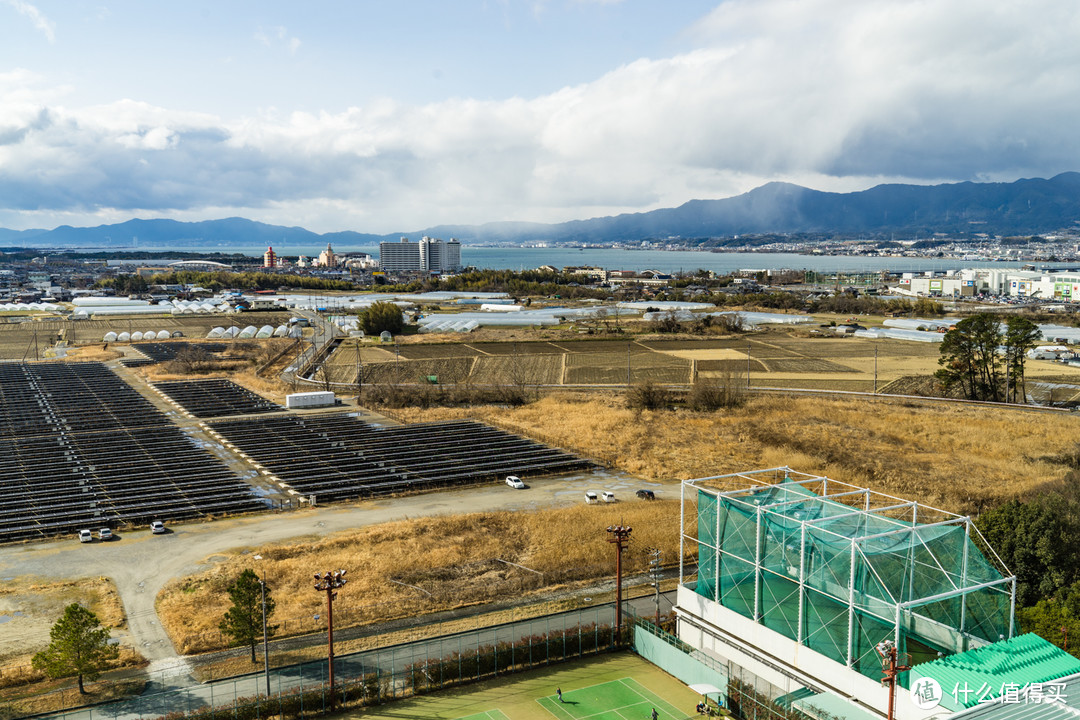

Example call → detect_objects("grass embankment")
390 392 1080 514
158 501 685 656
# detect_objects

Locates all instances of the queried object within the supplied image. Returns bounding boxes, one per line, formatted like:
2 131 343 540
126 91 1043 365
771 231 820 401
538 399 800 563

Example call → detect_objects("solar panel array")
119 342 227 367
206 413 592 501
153 378 285 418
0 362 265 543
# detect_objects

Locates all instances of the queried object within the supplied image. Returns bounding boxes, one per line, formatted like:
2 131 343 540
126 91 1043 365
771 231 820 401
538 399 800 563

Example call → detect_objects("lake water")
134 244 1074 274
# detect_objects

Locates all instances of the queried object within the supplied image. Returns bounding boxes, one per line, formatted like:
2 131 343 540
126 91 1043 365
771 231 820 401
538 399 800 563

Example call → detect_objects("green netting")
717 497 758 563
962 585 1012 643
760 572 800 641
719 553 756 618
804 588 849 664
690 477 1015 680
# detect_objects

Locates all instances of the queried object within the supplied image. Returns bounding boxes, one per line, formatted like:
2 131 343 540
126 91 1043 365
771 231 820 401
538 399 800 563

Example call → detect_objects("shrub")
688 374 744 411
626 381 672 411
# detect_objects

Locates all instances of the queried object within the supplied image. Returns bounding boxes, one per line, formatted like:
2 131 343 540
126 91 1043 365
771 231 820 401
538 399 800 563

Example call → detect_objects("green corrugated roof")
911 634 1080 708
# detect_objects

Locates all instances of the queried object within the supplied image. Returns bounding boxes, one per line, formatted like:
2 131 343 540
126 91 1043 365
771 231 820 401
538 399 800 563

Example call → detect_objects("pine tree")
219 569 277 662
32 603 119 694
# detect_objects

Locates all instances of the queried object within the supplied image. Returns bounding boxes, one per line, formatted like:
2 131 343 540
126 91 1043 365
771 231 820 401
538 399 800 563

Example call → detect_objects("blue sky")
2 0 1080 233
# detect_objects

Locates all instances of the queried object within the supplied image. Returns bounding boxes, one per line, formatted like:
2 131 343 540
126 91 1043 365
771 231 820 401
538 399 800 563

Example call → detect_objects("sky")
2 0 1080 235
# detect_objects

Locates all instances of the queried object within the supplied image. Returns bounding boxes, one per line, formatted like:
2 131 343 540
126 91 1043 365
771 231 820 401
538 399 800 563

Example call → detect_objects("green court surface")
538 677 686 720
345 652 702 720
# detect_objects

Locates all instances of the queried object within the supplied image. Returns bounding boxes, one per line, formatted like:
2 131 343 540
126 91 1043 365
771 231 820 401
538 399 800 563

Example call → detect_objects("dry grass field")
390 392 1080 516
157 501 685 655
0 577 132 685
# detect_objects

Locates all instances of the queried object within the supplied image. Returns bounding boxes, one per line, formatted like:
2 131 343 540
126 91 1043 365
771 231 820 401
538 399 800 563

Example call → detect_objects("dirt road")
0 469 649 664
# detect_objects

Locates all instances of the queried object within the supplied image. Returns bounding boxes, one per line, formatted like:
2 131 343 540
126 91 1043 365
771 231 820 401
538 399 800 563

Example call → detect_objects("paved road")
0 469 653 664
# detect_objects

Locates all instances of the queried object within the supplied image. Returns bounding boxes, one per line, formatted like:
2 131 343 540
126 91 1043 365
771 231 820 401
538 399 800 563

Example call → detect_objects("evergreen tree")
32 603 119 694
936 314 1004 401
219 569 277 662
1003 316 1042 402
361 301 405 336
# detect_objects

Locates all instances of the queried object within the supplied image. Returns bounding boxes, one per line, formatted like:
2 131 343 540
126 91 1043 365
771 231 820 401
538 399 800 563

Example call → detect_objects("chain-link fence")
38 604 622 720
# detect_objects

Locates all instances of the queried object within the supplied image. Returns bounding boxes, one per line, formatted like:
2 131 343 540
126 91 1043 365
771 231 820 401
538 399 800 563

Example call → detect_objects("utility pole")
746 342 752 390
607 524 632 641
254 555 270 696
313 570 347 704
627 342 631 386
874 345 878 394
355 340 362 396
876 640 910 720
647 548 662 627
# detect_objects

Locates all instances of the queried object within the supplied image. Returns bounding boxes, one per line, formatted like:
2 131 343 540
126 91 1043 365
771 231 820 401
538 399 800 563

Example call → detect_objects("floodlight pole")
313 570 347 704
253 554 270 696
876 640 910 720
648 548 663 626
607 524 632 641
260 575 270 695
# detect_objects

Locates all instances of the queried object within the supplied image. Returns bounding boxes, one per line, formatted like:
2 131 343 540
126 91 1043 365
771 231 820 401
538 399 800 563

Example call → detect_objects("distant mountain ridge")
2 173 1079 250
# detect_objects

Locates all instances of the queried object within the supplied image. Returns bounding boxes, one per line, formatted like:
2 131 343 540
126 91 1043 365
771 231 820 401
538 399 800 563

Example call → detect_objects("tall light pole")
313 570 347 703
647 548 662 627
607 524 632 640
876 640 910 720
253 555 270 697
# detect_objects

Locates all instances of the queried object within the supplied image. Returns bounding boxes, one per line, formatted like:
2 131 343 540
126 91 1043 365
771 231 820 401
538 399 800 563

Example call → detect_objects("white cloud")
5 0 55 43
2 0 1080 232
255 25 301 55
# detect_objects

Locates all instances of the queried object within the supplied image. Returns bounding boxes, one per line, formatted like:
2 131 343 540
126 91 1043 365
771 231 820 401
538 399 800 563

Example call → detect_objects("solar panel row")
119 342 229 367
207 413 593 502
0 362 265 543
153 378 285 418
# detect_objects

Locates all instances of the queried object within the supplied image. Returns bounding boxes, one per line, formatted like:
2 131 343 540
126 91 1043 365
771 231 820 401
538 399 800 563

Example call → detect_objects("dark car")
636 489 656 500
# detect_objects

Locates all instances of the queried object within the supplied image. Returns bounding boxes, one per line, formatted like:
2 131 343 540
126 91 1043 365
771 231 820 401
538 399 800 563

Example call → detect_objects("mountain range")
2 173 1079 250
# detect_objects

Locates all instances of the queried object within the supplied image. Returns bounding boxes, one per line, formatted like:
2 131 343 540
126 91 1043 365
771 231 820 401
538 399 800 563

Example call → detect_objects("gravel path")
0 469 650 662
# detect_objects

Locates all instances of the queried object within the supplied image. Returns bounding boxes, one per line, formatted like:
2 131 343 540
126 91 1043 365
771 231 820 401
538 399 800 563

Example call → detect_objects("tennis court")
346 652 703 720
538 677 686 720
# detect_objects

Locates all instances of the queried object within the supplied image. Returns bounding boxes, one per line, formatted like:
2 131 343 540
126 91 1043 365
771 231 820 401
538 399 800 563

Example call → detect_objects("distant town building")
563 266 608 281
378 236 461 273
262 246 277 268
317 243 337 267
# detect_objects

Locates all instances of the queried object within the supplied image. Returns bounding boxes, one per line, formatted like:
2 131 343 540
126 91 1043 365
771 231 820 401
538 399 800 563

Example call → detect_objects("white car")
78 529 93 543
98 528 113 541
505 475 526 489
150 520 166 534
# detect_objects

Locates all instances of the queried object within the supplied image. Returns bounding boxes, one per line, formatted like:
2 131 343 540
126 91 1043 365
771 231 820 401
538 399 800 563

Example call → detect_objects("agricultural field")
320 328 989 393
0 312 295 359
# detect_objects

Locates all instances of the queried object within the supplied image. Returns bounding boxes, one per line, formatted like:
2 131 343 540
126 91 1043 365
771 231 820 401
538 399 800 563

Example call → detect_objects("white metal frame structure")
680 467 1017 679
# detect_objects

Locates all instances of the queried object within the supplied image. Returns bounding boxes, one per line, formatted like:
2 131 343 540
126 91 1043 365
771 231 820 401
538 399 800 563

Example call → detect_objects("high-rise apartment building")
378 236 462 273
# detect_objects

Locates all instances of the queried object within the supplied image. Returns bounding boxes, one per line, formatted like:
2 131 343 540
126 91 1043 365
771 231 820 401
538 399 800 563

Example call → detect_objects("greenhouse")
680 468 1016 681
